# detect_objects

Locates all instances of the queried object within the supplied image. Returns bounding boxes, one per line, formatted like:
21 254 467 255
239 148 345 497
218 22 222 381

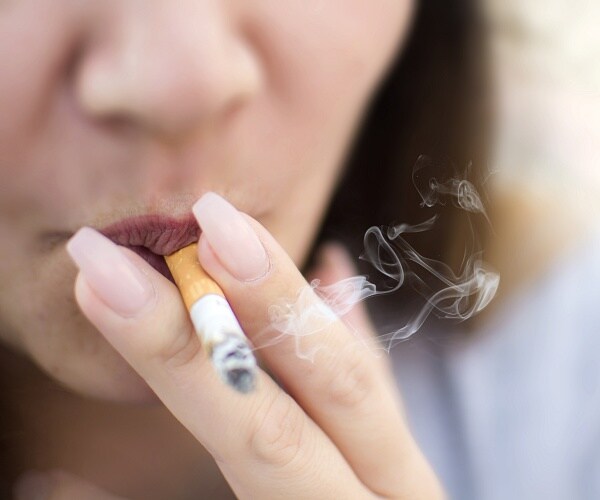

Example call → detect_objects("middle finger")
193 193 425 496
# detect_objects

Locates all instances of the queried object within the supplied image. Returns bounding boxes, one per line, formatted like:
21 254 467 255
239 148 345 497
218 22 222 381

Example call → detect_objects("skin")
0 1 445 498
1 0 410 402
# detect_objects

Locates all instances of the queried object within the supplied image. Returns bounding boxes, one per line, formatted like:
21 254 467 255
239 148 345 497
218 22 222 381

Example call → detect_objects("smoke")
364 222 499 349
412 155 493 226
261 157 500 360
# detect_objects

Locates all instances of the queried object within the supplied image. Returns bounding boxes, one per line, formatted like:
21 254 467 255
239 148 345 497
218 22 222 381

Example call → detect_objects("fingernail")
192 193 269 281
13 470 52 500
66 227 154 316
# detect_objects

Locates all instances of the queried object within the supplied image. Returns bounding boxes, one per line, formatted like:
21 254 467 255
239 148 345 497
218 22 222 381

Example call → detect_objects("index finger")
66 227 370 499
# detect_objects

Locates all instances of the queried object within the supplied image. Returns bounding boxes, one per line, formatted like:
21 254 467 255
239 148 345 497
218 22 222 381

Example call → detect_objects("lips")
100 215 200 281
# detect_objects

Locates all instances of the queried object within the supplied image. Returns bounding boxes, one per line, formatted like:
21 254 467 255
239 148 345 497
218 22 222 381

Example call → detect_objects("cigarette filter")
165 243 256 393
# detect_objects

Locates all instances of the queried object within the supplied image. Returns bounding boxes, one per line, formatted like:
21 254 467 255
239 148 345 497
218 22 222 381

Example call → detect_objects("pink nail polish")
66 227 154 316
192 193 269 281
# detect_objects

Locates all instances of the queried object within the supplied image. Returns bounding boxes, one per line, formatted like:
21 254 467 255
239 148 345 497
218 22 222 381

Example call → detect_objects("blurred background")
391 3 600 498
485 0 600 205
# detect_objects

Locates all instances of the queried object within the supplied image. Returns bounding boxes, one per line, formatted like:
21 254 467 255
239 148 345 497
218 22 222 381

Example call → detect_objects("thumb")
14 469 128 500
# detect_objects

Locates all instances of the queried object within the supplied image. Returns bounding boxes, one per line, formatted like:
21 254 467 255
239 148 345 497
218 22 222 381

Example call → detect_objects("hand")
63 192 444 499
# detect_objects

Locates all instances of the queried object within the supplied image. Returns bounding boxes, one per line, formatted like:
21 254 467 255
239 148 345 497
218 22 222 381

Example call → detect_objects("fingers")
14 469 127 500
66 228 370 499
193 193 437 497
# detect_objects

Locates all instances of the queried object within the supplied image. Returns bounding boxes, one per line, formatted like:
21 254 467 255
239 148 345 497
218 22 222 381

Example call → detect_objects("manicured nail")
66 227 154 316
192 193 269 281
13 470 52 500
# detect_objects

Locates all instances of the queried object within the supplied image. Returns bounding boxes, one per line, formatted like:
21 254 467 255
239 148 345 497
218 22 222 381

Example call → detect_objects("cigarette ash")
211 333 257 393
260 157 500 360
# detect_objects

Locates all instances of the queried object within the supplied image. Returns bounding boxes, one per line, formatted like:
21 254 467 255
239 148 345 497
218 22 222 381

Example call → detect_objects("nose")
75 2 262 141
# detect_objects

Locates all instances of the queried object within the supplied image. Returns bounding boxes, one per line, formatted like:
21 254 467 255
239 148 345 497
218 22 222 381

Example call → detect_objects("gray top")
391 229 600 500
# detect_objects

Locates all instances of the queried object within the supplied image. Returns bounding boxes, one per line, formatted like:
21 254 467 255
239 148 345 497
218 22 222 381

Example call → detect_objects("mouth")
100 214 200 281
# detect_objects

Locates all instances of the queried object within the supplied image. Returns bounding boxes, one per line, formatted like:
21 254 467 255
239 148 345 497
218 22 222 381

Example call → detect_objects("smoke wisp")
260 157 500 359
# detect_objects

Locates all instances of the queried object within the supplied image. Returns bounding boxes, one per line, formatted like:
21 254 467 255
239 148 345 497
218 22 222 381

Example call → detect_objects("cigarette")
164 243 257 393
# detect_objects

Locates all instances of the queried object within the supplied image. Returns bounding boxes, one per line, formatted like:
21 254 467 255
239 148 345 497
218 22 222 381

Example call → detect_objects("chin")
29 337 162 406
63 361 162 405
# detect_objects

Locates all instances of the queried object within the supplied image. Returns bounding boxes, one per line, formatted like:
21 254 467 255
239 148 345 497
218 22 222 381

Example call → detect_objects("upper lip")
100 214 200 255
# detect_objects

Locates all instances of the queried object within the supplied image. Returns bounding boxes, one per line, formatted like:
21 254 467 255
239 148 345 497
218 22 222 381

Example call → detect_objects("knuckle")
248 392 309 471
152 323 203 373
120 289 204 373
320 345 377 409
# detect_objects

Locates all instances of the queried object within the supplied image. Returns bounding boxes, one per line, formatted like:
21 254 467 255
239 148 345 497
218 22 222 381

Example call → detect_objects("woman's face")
0 1 413 402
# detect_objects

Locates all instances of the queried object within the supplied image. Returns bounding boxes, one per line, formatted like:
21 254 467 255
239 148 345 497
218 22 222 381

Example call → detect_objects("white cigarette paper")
165 243 257 393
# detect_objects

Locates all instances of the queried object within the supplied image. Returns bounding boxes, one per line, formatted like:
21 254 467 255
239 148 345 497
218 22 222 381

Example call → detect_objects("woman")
0 1 494 498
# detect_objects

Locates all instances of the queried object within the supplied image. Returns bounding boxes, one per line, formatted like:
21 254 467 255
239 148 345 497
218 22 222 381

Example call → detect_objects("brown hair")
317 1 491 262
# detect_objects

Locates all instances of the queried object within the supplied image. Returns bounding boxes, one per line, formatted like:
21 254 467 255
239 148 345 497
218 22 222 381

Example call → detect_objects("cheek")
0 3 121 221
230 1 414 193
256 1 412 114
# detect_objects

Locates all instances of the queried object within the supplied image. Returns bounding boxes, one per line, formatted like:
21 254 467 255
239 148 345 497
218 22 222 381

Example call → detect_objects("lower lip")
128 246 174 282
